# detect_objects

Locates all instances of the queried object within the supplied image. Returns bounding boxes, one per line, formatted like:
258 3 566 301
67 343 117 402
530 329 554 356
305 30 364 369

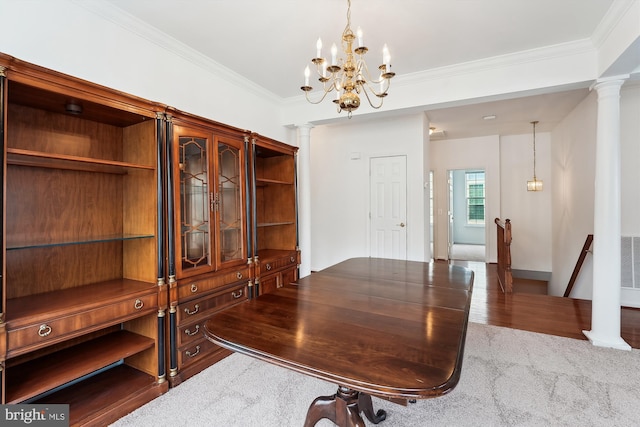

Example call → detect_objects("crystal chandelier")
300 0 395 118
527 121 543 191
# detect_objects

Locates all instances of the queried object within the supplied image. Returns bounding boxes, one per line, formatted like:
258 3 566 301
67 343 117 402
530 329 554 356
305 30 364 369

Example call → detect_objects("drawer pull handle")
186 345 201 358
184 304 200 315
290 256 296 263
237 271 243 279
38 324 52 337
190 283 198 293
266 263 272 271
134 299 144 310
232 289 243 299
184 325 200 336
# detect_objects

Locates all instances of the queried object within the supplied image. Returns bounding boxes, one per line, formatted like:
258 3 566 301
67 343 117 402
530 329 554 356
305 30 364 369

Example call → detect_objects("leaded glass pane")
179 136 211 270
218 142 243 262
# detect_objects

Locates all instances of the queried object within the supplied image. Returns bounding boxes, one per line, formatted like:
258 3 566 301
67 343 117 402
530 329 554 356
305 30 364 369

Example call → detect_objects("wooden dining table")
204 257 474 427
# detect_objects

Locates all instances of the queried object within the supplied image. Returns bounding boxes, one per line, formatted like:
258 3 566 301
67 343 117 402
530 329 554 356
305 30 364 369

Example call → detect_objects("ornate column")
297 123 314 278
583 76 630 350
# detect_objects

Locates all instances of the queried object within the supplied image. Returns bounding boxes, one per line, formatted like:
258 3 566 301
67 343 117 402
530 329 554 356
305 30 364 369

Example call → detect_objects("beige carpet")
111 323 640 426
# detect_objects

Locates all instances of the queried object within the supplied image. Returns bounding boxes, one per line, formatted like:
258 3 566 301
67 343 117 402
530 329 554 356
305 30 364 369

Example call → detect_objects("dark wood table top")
204 257 474 400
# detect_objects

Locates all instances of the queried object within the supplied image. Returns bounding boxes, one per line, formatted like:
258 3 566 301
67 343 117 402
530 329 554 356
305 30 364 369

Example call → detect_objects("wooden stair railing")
563 234 593 297
495 218 513 293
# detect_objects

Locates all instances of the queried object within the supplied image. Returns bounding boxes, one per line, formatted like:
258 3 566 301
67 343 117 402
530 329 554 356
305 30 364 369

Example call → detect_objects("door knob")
398 222 405 227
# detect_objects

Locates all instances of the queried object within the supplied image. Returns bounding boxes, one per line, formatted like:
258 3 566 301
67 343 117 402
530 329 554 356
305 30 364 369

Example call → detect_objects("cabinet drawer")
8 293 157 355
260 254 298 275
177 318 207 347
177 283 248 324
178 267 250 301
178 337 223 369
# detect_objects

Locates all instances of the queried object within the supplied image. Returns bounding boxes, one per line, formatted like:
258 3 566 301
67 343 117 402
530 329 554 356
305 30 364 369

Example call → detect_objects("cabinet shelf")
256 177 292 186
6 330 155 403
7 279 156 326
7 233 155 251
7 148 155 174
257 221 295 227
35 364 161 427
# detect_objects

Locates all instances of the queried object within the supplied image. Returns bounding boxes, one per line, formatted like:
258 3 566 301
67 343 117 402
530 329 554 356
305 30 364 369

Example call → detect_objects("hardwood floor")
450 260 640 349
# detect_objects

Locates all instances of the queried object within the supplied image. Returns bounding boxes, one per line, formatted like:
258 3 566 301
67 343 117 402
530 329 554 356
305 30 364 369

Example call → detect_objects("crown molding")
73 0 281 104
391 39 596 89
591 0 638 48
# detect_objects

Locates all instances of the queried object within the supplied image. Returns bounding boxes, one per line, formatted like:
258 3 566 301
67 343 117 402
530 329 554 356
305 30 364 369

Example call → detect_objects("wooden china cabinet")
250 134 300 295
165 111 251 385
0 52 301 422
0 54 168 425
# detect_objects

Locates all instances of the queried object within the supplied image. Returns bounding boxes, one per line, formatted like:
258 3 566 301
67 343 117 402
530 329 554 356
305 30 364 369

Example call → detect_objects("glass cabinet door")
215 138 245 266
177 133 212 275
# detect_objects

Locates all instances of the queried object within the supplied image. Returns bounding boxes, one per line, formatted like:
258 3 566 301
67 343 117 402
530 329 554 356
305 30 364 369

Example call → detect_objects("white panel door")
370 156 407 259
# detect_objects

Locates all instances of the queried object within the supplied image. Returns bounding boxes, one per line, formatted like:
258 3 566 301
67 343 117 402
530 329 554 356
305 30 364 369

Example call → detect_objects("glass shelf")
256 177 292 186
257 221 295 227
7 234 155 250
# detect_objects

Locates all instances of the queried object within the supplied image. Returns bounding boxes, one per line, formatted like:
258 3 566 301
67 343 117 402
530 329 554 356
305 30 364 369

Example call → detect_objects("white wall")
620 83 640 306
550 92 598 298
0 0 289 143
309 114 427 272
500 132 553 273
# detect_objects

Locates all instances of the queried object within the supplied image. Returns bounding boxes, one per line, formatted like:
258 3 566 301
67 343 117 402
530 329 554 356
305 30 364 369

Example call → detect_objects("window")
466 171 485 224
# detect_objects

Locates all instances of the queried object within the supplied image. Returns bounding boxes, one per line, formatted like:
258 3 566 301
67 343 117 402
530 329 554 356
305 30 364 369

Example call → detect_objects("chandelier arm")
357 58 385 86
361 75 391 98
360 85 384 109
304 89 334 105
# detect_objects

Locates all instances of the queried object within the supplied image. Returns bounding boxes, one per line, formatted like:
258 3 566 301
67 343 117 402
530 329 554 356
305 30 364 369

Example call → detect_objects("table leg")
358 392 387 424
303 386 387 427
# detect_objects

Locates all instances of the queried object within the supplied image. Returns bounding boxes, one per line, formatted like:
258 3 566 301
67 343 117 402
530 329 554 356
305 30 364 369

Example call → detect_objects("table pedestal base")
303 386 387 427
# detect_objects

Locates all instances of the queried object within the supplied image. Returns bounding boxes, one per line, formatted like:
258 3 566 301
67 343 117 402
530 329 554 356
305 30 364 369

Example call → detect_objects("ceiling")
103 0 617 137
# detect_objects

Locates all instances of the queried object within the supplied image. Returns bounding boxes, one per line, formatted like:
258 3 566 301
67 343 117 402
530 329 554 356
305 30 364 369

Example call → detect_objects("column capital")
295 123 315 136
590 74 630 92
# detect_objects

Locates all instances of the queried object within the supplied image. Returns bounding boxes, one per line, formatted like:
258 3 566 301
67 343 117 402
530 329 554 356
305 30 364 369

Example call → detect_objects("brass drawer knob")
290 256 295 263
190 283 198 293
232 289 243 299
266 263 272 271
134 299 144 310
184 325 200 336
38 324 52 337
237 271 243 279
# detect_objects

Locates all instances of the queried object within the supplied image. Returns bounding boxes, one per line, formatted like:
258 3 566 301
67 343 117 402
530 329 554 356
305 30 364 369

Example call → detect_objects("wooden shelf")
6 330 155 403
35 364 162 427
7 148 155 174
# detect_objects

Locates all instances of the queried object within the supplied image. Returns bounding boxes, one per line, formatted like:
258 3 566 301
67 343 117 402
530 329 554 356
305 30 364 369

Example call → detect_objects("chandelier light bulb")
316 38 322 58
383 44 390 68
357 26 363 48
331 43 338 66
